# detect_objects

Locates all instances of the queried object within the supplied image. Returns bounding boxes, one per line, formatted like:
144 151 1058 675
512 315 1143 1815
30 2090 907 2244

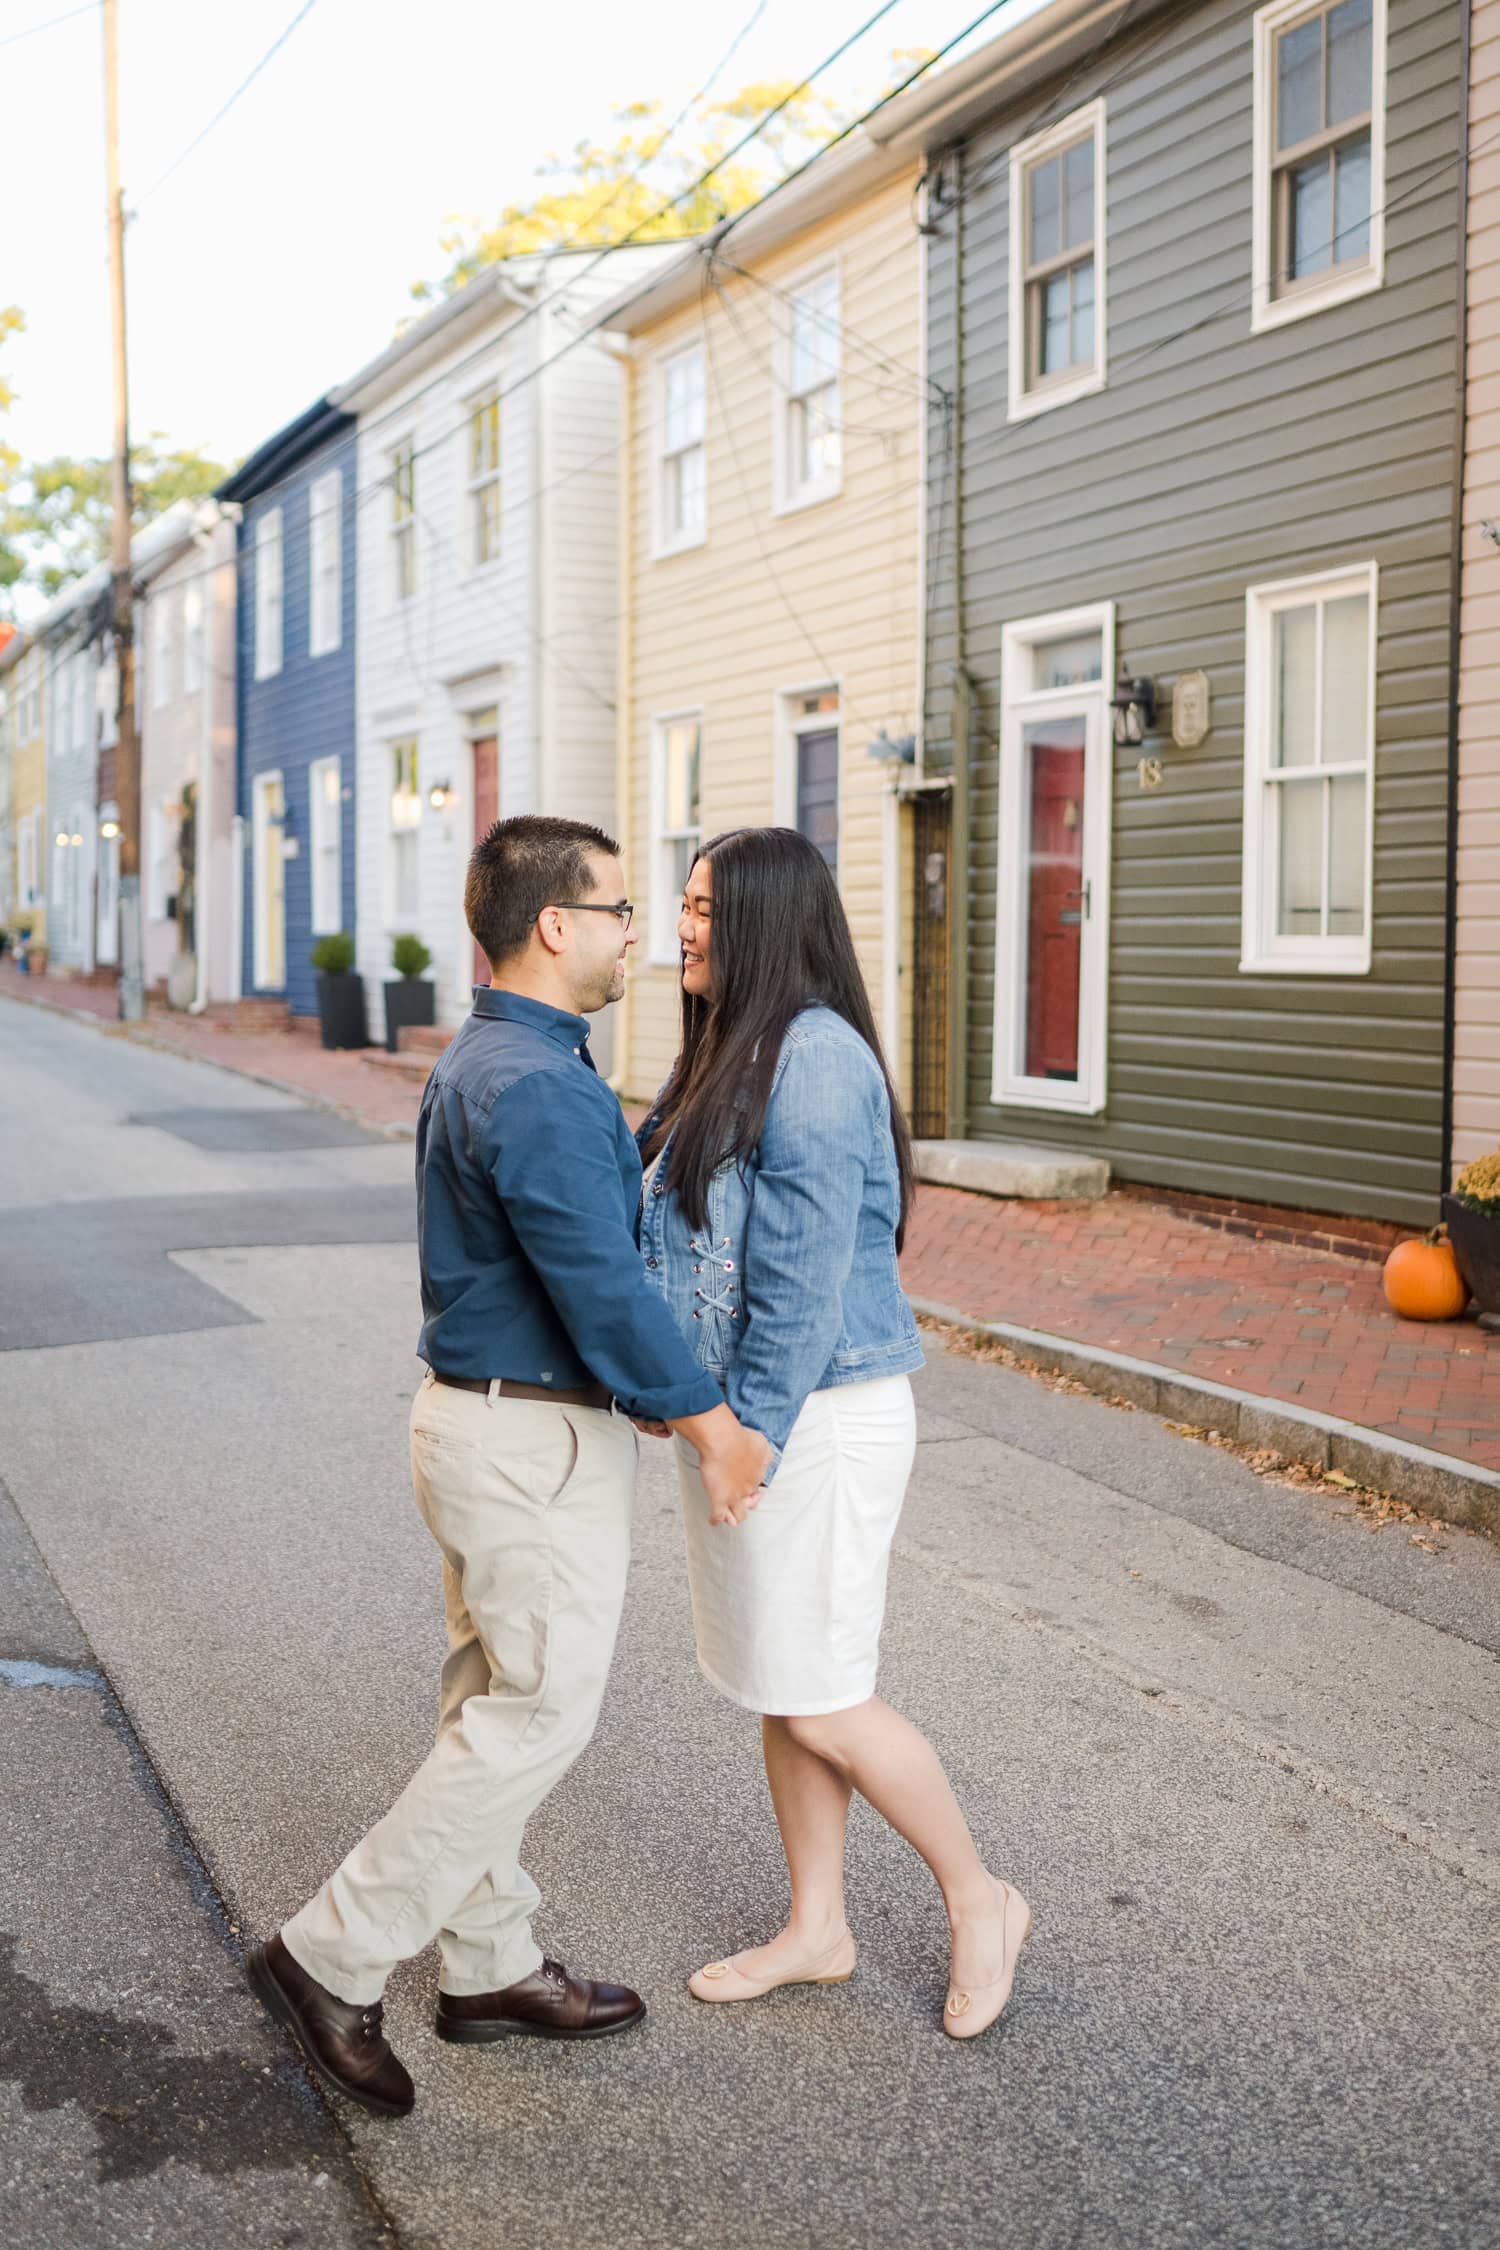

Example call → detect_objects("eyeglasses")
550 900 634 931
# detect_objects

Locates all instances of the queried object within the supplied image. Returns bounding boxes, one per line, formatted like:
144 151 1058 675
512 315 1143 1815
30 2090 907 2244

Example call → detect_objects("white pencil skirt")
675 1374 918 1717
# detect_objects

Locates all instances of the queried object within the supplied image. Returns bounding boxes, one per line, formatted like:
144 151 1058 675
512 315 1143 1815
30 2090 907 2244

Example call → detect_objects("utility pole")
103 0 142 1020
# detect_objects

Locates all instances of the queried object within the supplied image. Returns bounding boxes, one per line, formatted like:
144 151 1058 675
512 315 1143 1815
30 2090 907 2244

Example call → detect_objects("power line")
138 0 323 203
0 1 93 49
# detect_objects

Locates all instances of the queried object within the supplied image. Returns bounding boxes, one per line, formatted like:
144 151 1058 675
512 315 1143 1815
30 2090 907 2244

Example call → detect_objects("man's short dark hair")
465 814 621 968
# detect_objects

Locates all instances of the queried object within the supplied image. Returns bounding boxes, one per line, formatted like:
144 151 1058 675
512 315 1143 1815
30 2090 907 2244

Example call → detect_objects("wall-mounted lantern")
1111 676 1157 747
865 730 916 765
428 779 456 811
99 818 121 840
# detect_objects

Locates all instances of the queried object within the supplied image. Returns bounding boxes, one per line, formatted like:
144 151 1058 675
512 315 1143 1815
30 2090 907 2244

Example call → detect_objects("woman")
638 827 1030 2040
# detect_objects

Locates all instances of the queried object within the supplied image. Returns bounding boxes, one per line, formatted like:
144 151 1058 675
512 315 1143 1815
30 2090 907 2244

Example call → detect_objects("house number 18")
1137 756 1163 790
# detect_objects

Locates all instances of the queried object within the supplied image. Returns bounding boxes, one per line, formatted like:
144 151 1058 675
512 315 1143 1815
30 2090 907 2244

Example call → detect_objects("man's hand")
670 1401 772 1528
632 1417 671 1439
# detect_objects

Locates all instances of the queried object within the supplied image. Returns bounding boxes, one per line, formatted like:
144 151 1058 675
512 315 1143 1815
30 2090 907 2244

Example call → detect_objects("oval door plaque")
1172 670 1211 749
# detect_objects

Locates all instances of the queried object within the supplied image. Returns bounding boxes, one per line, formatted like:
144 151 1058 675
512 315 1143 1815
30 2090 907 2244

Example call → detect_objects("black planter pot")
1442 1193 1500 1321
315 971 369 1052
384 976 436 1053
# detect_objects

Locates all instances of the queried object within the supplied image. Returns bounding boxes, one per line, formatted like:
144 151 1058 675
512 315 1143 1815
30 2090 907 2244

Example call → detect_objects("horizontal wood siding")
924 0 1462 1226
1456 0 1500 1169
620 175 923 1103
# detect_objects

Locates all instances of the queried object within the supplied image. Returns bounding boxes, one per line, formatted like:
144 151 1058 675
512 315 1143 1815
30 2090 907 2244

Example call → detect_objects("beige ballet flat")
688 1930 857 2004
944 1881 1032 2040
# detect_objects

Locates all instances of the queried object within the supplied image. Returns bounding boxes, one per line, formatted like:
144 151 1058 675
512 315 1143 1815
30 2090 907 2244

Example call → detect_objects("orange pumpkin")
1382 1230 1469 1322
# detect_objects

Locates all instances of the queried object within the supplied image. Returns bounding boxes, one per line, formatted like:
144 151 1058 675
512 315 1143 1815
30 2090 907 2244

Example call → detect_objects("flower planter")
315 970 369 1052
384 976 435 1053
1441 1193 1500 1323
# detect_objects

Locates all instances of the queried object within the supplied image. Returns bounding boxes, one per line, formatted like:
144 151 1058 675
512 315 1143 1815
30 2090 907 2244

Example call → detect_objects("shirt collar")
470 985 592 1052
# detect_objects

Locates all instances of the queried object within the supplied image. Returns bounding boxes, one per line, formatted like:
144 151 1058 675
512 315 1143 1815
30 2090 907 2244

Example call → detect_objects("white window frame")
994 602 1116 1116
1251 0 1386 334
650 711 703 963
464 388 502 570
309 470 343 656
19 807 39 908
1241 561 1376 975
389 439 417 606
774 682 842 870
774 260 842 516
150 591 174 710
251 767 285 990
182 582 204 695
652 343 706 558
386 737 422 929
309 753 343 936
254 507 284 681
147 798 174 923
1008 99 1108 423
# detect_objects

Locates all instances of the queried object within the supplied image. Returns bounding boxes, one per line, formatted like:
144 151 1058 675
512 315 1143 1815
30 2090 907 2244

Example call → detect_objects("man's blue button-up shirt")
414 986 723 1423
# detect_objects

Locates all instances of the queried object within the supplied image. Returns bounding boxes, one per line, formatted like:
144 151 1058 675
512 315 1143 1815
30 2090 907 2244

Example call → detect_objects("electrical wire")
138 0 323 203
0 1 94 50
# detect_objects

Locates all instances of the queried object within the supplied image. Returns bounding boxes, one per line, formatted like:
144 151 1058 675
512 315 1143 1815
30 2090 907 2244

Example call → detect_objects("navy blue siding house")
219 399 357 1021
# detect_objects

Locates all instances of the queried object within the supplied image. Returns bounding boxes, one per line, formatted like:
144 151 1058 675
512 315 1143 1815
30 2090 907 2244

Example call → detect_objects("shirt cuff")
620 1367 724 1423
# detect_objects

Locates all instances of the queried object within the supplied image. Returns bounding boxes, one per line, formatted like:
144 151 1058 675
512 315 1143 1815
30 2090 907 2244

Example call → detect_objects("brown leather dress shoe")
435 1957 646 2044
248 1932 415 2117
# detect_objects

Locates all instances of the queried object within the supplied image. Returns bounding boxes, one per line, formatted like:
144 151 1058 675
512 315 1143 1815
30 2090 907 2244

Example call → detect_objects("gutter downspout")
608 336 636 1097
946 144 972 1144
1441 0 1474 1193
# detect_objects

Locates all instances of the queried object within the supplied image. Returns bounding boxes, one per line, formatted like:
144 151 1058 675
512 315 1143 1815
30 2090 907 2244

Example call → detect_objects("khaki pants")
282 1371 638 2005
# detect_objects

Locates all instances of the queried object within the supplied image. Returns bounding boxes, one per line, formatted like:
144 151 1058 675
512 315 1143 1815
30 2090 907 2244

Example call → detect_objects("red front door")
1022 718 1086 1082
472 736 498 987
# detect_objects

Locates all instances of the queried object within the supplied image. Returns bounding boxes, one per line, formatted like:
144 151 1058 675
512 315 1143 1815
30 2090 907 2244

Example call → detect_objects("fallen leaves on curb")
920 1312 1452 1552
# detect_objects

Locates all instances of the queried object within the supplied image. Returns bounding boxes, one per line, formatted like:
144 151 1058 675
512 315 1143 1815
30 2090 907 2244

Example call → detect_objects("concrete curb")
910 1296 1500 1542
0 985 418 1142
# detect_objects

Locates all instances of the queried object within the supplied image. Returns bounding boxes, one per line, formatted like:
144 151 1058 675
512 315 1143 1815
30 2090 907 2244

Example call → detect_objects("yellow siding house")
598 133 927 1107
2 637 48 961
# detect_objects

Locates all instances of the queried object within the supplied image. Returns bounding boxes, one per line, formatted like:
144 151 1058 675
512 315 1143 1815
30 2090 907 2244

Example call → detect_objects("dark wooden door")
1022 719 1085 1082
472 736 498 986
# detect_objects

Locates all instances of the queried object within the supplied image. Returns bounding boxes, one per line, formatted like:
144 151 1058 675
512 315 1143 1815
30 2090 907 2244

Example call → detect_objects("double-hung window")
309 754 342 935
651 714 702 960
1242 563 1376 974
656 347 705 554
390 440 417 604
254 508 284 680
467 392 501 567
779 267 841 510
309 471 343 655
1253 0 1385 329
151 591 174 709
388 739 421 923
1009 101 1106 420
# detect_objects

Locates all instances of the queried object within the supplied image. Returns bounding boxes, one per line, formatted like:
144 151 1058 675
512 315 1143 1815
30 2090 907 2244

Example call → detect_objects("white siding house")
40 571 111 978
333 244 669 1055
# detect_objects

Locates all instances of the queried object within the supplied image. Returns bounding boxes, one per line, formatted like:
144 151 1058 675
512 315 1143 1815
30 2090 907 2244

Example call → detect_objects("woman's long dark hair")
644 826 917 1250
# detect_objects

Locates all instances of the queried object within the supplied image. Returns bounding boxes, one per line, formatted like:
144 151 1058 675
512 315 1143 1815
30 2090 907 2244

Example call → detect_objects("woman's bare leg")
706 1717 854 1980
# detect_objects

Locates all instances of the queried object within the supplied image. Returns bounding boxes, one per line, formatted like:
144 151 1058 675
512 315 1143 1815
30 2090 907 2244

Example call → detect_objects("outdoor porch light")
1111 676 1157 747
55 831 69 848
428 778 456 810
865 729 916 764
99 818 121 840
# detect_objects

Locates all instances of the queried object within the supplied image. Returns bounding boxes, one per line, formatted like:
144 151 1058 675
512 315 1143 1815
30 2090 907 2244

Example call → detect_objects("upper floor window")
1241 562 1375 975
309 470 343 656
467 392 501 567
254 507 284 680
1252 0 1385 330
151 589 174 709
183 582 204 695
778 266 841 511
389 440 417 604
655 346 705 555
651 712 702 960
1008 100 1107 421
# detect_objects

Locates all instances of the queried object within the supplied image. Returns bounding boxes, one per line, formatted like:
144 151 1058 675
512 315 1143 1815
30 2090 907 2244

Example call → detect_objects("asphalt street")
3 995 1499 2250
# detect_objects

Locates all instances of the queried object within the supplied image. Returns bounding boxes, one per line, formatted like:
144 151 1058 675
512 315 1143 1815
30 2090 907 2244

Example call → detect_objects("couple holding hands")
250 814 1029 2116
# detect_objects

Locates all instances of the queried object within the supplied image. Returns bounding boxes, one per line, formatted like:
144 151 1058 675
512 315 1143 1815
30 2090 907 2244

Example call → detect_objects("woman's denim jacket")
637 1006 924 1480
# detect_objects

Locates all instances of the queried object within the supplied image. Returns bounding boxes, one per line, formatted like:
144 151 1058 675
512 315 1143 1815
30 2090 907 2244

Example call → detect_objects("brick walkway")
5 962 1497 1474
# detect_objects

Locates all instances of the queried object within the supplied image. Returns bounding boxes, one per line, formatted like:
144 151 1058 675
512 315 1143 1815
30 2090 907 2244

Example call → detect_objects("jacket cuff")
624 1368 724 1423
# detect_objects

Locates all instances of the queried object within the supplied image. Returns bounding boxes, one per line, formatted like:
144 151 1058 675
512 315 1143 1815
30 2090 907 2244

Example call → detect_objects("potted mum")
310 931 368 1051
384 932 436 1052
1443 1151 1500 1331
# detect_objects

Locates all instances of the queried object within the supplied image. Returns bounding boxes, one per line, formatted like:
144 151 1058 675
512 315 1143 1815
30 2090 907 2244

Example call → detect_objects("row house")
0 634 48 964
41 565 116 980
219 399 357 1019
599 137 925 1105
864 0 1466 1229
323 243 668 1057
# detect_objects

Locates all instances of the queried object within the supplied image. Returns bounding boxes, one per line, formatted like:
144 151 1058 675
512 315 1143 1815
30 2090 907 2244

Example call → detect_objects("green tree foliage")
0 435 229 610
0 306 24 605
412 61 928 304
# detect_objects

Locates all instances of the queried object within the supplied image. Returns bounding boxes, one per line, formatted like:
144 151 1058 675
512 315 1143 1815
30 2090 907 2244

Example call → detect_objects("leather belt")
431 1371 614 1413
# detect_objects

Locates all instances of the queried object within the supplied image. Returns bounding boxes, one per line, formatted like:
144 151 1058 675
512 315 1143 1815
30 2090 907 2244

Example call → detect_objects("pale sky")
0 0 1033 476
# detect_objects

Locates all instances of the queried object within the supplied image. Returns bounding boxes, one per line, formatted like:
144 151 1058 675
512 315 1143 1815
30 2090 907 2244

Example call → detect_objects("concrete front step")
397 1024 453 1055
360 1047 435 1084
913 1137 1110 1201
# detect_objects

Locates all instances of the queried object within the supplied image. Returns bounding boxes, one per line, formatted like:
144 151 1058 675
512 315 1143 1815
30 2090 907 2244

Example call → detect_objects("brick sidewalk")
5 962 1497 1476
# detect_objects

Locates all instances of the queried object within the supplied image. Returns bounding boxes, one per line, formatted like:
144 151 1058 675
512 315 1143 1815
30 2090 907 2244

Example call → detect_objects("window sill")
1251 262 1383 335
1007 365 1106 424
773 477 842 521
651 530 706 563
991 1076 1105 1117
1238 950 1372 976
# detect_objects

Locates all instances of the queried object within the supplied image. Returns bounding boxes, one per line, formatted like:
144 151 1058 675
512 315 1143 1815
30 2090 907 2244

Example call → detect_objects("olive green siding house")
876 0 1465 1227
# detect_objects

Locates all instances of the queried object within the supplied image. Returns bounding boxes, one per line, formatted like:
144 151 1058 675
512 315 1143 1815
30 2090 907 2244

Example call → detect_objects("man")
250 816 770 2117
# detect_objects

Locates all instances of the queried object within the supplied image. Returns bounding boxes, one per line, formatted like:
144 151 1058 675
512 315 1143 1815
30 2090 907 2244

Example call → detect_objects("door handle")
1062 880 1092 919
